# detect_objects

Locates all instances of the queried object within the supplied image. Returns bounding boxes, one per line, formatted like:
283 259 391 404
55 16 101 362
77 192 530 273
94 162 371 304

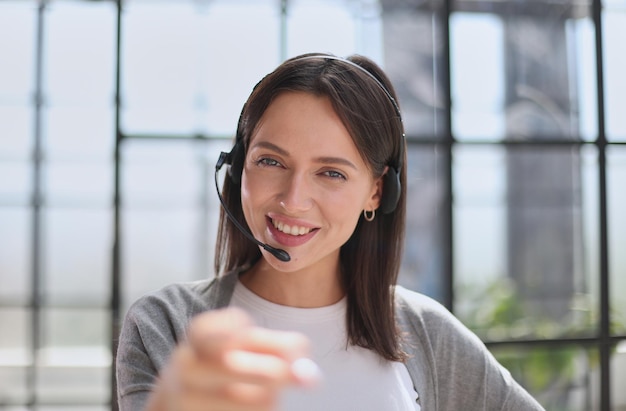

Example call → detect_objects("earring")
363 209 375 222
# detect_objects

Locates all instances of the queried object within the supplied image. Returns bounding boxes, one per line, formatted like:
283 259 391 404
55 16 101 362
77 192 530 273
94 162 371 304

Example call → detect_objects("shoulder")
133 277 219 309
126 280 209 320
395 286 545 410
395 285 489 357
394 285 468 335
128 271 238 316
394 285 446 313
116 272 242 404
122 272 239 340
117 272 239 370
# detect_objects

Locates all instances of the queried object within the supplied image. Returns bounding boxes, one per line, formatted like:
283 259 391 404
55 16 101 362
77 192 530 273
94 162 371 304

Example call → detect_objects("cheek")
239 174 257 224
240 172 278 229
328 206 362 248
324 189 367 226
327 182 376 211
241 172 271 204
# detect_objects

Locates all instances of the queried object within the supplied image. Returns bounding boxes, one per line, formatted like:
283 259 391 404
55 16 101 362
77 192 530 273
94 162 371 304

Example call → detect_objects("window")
0 0 623 409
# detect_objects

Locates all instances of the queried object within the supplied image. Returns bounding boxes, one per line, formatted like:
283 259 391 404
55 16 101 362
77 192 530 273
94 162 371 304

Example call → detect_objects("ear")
365 166 387 211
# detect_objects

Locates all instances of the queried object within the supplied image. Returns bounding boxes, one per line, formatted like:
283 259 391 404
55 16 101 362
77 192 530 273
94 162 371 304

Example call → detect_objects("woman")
116 53 544 411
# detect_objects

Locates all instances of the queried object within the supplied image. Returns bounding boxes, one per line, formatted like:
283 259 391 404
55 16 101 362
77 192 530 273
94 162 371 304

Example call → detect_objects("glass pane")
121 2 202 134
44 209 112 306
0 366 29 405
0 408 108 411
582 148 601 327
0 209 30 303
122 140 204 208
381 1 447 138
614 340 626 410
604 3 626 141
202 0 279 136
0 4 36 405
0 308 31 365
37 309 109 403
37 408 108 411
490 345 599 411
44 107 114 159
122 209 201 308
43 0 116 105
451 13 505 141
0 106 32 159
453 145 599 341
121 139 229 309
0 308 31 404
608 147 626 334
41 308 109 350
400 144 447 302
38 408 108 411
453 146 506 285
121 0 277 135
44 161 112 207
0 1 36 104
288 0 376 58
452 0 595 142
0 162 31 205
572 18 600 142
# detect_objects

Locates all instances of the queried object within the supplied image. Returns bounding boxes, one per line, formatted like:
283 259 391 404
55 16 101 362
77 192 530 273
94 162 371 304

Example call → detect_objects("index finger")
186 308 318 386
188 308 310 362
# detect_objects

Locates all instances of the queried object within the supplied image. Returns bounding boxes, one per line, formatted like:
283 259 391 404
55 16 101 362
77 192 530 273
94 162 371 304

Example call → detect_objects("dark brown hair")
215 52 407 361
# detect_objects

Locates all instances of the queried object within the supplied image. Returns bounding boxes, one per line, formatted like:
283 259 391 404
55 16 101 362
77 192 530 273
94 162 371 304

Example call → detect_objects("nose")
279 172 314 213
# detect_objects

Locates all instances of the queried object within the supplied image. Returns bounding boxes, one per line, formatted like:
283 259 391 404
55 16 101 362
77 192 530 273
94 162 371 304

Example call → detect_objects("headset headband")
295 55 403 118
229 53 405 214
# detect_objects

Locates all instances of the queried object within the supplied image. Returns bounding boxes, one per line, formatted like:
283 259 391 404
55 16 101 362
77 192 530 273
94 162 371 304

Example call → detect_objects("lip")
266 215 319 247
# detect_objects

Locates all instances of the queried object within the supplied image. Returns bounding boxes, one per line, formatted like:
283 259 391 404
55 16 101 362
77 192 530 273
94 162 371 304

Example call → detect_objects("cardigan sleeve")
395 286 545 411
115 292 183 411
115 275 236 410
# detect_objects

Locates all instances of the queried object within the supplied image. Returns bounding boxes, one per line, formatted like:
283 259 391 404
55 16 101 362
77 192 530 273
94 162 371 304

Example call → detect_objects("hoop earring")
363 209 375 222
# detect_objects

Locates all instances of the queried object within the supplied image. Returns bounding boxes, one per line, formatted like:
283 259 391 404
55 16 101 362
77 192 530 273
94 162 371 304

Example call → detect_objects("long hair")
215 53 407 361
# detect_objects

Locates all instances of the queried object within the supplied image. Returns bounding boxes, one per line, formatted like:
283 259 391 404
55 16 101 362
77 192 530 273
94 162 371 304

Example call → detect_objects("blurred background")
0 0 625 409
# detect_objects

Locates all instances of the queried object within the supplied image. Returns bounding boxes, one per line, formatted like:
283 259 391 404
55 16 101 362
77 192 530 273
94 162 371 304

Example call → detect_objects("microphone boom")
214 155 291 262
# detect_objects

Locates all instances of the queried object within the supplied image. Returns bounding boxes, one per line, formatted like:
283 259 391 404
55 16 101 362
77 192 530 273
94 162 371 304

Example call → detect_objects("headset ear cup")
227 141 245 185
380 166 401 214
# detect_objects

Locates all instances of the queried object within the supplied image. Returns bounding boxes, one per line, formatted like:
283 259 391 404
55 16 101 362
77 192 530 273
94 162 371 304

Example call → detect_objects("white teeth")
273 220 312 236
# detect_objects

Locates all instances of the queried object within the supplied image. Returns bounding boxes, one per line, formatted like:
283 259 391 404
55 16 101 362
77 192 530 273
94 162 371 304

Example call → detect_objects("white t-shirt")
231 281 421 411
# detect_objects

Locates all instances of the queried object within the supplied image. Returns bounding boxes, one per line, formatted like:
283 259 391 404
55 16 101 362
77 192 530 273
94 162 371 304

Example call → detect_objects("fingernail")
291 357 322 386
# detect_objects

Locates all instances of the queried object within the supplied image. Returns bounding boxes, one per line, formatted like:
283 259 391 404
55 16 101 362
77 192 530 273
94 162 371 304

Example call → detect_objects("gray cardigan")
116 272 545 410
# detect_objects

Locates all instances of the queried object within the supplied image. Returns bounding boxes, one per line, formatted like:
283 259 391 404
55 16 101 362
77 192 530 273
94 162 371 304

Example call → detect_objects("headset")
220 54 404 213
215 54 405 262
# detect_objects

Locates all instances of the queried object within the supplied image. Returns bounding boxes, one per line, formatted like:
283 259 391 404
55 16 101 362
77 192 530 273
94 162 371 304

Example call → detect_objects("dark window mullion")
442 0 455 313
593 0 610 408
110 0 123 410
280 0 288 62
28 1 47 408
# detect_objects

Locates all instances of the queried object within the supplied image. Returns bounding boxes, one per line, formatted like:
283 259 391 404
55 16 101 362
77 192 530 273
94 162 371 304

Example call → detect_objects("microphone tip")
264 245 291 262
275 249 291 262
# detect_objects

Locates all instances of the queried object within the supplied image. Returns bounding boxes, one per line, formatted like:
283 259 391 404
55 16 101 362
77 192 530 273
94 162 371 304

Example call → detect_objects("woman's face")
241 91 382 274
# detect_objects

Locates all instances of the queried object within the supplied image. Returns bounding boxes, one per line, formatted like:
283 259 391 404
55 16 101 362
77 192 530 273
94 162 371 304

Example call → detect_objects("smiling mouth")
271 219 315 236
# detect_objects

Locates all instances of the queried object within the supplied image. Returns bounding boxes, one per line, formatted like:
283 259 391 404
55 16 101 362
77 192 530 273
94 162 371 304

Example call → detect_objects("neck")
240 262 344 308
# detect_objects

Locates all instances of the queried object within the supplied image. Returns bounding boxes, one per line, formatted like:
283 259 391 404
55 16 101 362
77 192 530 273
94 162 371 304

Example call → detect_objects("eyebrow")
250 140 358 170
